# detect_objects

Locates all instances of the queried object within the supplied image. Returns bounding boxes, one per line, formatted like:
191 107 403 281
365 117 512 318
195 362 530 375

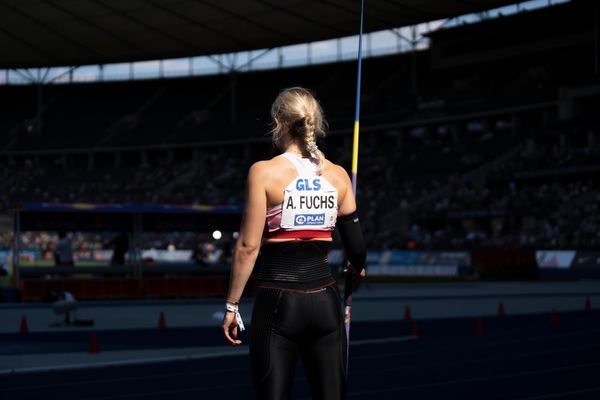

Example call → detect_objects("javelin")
344 0 365 377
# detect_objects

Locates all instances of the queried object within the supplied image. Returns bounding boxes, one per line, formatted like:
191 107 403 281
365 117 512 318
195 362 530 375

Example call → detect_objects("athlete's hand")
344 262 366 279
355 268 366 290
222 311 242 346
344 262 366 291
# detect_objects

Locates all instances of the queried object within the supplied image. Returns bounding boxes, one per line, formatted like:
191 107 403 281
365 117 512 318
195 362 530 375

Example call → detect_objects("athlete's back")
223 87 366 400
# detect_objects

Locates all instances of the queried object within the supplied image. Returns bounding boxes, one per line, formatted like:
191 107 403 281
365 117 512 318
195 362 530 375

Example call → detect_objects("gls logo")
295 178 322 191
294 214 325 226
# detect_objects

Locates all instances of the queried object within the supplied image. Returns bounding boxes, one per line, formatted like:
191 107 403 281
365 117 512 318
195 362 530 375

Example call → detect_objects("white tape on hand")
235 311 245 332
225 302 245 332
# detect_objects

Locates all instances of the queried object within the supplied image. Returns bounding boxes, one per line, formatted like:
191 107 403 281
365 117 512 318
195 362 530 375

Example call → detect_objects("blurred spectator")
104 233 129 265
54 231 74 267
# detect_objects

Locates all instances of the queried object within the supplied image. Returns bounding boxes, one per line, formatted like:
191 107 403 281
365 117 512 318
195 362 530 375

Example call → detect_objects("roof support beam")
387 0 448 18
0 0 535 69
94 0 220 53
22 69 37 82
255 0 347 36
320 0 400 28
0 24 58 67
10 69 35 84
236 48 274 71
40 68 51 83
148 0 257 49
0 1 105 61
201 0 303 43
47 66 80 84
45 0 161 60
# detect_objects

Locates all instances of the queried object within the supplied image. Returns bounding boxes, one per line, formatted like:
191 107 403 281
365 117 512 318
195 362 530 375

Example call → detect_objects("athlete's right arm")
336 166 367 275
223 161 267 345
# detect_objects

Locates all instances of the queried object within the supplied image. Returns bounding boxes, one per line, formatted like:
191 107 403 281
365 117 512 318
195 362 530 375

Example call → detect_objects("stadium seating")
1 0 598 251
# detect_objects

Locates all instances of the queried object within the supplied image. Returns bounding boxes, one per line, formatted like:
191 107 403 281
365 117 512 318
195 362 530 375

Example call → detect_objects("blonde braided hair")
270 87 327 173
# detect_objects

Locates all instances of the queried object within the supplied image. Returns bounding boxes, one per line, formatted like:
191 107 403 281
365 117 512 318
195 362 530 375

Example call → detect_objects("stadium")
1 0 599 398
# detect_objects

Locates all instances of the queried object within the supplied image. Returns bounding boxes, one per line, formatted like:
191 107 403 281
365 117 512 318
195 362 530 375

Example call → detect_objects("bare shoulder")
247 160 269 178
323 159 351 185
247 160 278 186
249 156 295 185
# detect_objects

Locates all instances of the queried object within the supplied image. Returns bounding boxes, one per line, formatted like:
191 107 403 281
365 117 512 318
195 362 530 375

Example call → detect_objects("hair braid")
270 87 328 173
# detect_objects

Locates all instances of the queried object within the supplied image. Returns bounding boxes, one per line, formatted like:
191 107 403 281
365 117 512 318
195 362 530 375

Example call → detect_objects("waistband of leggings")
257 280 336 292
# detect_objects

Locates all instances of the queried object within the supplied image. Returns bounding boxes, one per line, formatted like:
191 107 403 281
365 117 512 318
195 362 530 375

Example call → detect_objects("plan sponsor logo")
294 213 325 226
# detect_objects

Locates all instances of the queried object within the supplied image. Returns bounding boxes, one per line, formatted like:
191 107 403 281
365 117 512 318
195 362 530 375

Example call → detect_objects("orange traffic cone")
475 317 485 335
19 315 29 334
585 297 592 312
404 305 412 321
158 311 167 329
89 332 100 353
497 302 506 317
410 320 419 338
550 307 558 325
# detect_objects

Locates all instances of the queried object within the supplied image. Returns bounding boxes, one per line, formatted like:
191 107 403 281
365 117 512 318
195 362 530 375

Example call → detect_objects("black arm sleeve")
336 210 367 274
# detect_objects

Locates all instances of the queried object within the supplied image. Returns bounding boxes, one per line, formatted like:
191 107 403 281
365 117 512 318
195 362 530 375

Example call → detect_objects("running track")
2 309 600 399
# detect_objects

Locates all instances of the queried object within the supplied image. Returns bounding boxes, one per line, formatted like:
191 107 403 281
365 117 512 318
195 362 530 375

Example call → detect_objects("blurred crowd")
0 126 598 252
382 129 600 250
0 230 232 267
388 178 600 250
0 159 154 209
0 152 248 210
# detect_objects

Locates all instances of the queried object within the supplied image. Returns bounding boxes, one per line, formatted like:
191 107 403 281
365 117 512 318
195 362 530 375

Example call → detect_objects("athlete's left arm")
223 161 267 345
335 165 367 276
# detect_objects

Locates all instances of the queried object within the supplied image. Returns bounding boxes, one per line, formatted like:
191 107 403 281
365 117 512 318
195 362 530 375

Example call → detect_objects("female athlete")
222 87 367 400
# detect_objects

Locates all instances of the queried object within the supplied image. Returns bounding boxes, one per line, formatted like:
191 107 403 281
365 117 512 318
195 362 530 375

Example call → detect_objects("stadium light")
212 230 222 240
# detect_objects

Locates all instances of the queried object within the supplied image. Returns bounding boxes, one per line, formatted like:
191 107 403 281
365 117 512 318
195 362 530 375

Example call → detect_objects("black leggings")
250 285 347 400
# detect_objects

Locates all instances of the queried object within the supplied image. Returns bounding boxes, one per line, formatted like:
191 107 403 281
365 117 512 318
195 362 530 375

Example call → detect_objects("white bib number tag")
280 177 338 229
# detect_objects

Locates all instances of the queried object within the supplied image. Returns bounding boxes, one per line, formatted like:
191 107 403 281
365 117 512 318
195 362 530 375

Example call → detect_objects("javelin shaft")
350 0 364 195
345 0 365 377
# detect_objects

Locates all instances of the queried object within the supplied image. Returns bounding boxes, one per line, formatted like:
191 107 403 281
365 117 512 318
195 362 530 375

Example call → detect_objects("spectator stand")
9 202 242 301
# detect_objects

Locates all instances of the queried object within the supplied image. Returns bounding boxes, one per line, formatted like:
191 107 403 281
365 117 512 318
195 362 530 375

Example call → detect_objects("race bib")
280 177 338 229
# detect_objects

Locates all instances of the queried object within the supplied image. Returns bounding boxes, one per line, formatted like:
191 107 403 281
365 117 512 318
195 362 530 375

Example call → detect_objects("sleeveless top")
263 152 338 240
259 152 339 290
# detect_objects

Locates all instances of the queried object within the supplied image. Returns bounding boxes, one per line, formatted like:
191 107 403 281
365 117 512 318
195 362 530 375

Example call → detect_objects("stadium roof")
0 0 519 69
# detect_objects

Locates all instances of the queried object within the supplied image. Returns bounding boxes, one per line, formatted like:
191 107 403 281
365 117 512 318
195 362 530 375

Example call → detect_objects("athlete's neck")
283 143 310 158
